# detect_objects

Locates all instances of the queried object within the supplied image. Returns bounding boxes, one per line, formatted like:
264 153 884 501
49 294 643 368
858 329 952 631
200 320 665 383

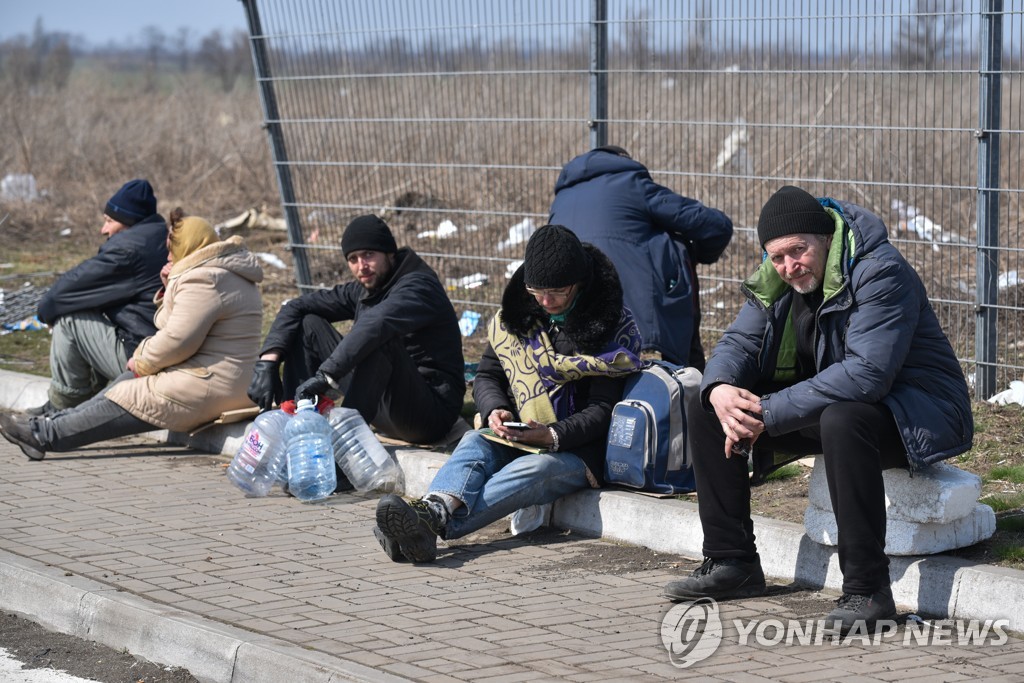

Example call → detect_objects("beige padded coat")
106 236 263 432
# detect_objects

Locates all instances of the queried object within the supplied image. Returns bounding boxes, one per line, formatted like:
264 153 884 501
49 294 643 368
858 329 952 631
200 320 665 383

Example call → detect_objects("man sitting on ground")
31 179 168 415
247 214 466 447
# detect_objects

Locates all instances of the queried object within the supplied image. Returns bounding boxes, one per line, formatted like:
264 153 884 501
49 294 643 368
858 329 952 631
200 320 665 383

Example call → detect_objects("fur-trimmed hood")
501 243 624 354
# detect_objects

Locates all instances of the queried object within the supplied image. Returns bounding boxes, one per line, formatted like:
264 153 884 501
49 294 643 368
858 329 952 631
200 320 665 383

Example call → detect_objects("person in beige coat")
0 209 263 461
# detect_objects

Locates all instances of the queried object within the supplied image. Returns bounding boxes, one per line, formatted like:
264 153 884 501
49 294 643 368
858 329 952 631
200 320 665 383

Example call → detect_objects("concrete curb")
2 368 1023 637
0 550 409 683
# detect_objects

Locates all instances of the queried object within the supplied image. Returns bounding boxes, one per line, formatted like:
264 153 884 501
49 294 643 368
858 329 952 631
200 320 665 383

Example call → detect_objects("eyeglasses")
525 285 575 302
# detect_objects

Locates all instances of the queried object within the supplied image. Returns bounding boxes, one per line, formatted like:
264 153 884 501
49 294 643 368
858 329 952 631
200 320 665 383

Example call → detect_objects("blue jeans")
428 431 590 540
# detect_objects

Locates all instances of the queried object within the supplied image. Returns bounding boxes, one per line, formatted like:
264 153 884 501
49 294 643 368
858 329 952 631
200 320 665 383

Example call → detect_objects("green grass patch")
0 329 51 377
764 464 802 482
988 465 1024 484
989 541 1024 565
980 492 1024 513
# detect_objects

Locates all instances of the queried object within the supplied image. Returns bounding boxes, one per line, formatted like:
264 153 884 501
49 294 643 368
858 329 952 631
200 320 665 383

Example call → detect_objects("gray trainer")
664 556 767 601
825 587 897 634
0 413 46 461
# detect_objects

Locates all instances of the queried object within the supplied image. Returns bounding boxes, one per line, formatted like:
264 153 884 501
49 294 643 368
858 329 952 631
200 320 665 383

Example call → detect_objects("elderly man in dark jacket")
549 146 733 369
374 225 643 563
248 215 466 447
663 186 973 633
32 179 168 414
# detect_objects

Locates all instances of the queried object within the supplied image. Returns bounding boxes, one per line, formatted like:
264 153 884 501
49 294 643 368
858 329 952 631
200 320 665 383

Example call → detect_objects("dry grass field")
0 63 1020 568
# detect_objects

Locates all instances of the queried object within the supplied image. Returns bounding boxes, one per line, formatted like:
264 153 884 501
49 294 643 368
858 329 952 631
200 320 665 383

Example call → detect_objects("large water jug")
327 407 400 492
226 409 290 497
284 399 336 502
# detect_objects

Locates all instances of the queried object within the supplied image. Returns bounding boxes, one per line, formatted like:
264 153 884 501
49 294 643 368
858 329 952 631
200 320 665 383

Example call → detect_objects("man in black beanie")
663 186 973 634
30 179 168 414
249 214 466 454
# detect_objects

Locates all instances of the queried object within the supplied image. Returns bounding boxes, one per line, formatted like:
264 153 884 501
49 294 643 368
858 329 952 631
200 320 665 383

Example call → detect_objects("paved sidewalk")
0 435 1022 682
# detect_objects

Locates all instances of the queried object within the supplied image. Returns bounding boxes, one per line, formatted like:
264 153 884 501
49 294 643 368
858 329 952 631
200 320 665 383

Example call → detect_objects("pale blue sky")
0 0 249 46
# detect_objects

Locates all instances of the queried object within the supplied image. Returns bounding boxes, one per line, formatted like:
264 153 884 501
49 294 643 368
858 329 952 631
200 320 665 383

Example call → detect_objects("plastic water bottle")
284 399 336 502
226 409 290 497
327 407 400 492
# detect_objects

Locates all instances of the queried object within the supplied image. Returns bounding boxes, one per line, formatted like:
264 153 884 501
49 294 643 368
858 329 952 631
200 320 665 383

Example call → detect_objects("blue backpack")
604 361 701 494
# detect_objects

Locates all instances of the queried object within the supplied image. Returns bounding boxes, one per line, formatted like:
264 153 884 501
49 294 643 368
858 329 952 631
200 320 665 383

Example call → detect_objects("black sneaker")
825 587 897 634
373 526 407 562
0 413 46 461
664 556 767 601
375 494 443 563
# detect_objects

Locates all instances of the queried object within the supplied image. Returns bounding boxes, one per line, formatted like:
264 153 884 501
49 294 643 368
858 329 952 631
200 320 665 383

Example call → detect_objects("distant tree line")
0 18 252 92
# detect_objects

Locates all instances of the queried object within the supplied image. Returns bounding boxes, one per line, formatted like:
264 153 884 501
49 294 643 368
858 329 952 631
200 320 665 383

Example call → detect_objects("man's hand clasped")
708 384 765 458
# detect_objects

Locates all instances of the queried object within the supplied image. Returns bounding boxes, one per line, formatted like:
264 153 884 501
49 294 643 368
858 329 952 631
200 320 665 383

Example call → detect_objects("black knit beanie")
341 214 397 256
104 179 157 227
523 225 590 288
757 186 834 248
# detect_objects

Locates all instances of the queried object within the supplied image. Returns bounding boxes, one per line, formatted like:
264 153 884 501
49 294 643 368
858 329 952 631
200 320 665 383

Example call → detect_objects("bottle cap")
296 398 315 412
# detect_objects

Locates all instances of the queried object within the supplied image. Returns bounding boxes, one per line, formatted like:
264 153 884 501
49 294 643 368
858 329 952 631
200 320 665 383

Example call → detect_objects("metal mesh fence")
242 0 1024 398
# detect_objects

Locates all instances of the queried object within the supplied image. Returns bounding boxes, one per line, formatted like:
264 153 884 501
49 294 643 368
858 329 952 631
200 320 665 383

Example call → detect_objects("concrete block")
0 368 48 412
804 502 996 555
807 458 982 524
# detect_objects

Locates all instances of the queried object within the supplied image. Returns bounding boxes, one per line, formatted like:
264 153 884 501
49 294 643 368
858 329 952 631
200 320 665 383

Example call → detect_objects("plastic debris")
416 219 458 240
463 361 479 383
510 503 552 535
59 228 72 237
1 174 38 202
496 218 536 251
458 310 482 337
255 252 288 270
2 315 46 333
987 380 1024 406
505 260 524 279
713 120 751 174
446 273 488 290
998 271 1020 290
0 284 48 329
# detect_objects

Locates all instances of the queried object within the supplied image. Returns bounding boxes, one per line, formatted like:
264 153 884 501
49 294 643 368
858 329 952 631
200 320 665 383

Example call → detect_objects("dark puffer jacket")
549 149 733 367
473 244 634 482
37 214 168 355
701 198 973 468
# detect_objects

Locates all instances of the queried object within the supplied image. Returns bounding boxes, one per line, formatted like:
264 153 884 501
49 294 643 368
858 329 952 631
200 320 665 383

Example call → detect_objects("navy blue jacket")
701 198 973 469
37 214 168 355
549 149 733 367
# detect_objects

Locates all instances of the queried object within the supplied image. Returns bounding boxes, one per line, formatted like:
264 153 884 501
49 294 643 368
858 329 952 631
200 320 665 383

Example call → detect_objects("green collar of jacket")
742 207 855 309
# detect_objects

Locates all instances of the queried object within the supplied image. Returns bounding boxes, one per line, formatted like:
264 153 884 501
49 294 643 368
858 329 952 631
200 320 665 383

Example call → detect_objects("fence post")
976 0 1003 399
240 0 312 289
589 0 608 149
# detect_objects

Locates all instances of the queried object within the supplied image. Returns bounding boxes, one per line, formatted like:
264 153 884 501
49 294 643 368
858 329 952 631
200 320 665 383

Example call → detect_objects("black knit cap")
341 214 397 256
523 224 590 288
104 179 157 227
757 185 834 248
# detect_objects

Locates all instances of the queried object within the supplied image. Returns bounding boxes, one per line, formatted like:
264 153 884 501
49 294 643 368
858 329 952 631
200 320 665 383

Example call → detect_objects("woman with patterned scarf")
375 225 643 563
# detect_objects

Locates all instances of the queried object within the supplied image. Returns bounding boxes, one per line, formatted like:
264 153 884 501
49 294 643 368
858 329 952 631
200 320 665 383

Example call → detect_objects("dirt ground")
0 610 198 682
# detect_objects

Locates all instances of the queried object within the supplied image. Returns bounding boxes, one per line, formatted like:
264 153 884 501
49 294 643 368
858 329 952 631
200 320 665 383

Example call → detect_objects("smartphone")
731 439 753 458
503 421 529 430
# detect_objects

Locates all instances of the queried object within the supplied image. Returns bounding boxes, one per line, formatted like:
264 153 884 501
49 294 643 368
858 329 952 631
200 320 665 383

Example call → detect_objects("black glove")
247 360 283 412
295 371 332 403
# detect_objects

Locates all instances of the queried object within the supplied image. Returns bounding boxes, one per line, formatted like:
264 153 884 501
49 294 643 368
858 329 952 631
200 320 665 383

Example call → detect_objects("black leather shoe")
375 494 442 563
373 526 407 562
664 556 767 601
825 587 897 634
0 413 46 461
